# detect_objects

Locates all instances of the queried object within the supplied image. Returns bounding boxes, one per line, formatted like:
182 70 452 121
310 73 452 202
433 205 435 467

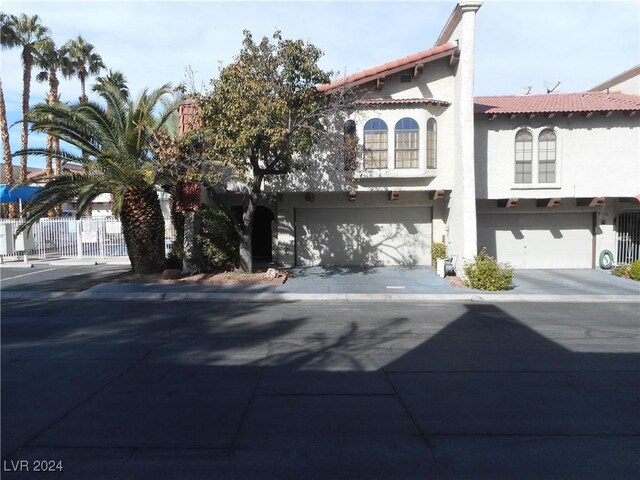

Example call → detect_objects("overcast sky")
2 0 639 169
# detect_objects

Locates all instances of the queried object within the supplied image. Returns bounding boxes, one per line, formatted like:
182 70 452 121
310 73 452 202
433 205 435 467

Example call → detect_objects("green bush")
630 260 640 281
431 242 447 266
464 248 513 291
194 208 239 272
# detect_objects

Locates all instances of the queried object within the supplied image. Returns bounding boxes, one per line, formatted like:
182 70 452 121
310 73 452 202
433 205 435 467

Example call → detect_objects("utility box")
15 226 35 252
0 223 14 255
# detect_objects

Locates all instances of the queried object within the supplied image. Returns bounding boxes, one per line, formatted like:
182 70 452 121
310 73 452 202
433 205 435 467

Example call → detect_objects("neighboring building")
475 92 640 268
184 1 640 270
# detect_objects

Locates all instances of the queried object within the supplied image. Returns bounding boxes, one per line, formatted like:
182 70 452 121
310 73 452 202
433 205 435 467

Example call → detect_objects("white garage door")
295 207 431 266
477 213 594 268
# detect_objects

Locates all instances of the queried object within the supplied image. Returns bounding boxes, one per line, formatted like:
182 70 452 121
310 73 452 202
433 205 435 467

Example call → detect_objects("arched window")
427 118 437 169
363 118 388 169
395 118 419 168
514 129 533 183
538 129 556 183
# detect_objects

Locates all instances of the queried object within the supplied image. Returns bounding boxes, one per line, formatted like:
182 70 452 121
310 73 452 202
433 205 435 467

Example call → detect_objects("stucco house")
187 1 640 271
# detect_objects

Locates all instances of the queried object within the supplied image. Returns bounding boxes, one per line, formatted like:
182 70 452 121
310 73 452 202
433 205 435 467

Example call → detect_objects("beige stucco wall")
475 113 640 199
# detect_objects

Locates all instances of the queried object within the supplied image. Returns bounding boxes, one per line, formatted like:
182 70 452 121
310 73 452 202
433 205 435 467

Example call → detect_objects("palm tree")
61 35 105 102
35 38 62 178
7 13 50 184
93 69 129 101
0 14 17 218
19 82 179 273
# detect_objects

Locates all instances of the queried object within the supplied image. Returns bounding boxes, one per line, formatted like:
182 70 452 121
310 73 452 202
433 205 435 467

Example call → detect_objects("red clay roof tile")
318 42 458 93
354 98 450 107
474 92 640 115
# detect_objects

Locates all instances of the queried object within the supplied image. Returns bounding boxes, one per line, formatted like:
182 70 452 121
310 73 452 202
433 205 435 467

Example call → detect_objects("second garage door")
477 212 594 268
295 207 431 266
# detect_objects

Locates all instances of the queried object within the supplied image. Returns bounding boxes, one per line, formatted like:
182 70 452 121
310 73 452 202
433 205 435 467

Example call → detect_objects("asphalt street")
2 297 639 479
0 264 130 292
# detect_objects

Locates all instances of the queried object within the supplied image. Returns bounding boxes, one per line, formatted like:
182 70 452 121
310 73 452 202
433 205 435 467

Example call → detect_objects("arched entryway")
231 205 274 262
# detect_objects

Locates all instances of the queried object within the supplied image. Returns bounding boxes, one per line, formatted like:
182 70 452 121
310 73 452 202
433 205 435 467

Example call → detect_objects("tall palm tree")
19 82 179 274
61 35 105 102
93 69 129 101
0 13 18 217
35 38 62 178
7 13 50 184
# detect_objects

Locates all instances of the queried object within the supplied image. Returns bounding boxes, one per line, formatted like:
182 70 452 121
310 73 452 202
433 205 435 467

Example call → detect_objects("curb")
2 290 638 303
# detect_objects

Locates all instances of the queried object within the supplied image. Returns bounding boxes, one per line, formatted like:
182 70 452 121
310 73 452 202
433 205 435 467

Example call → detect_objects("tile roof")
474 92 640 115
354 98 450 107
318 42 458 93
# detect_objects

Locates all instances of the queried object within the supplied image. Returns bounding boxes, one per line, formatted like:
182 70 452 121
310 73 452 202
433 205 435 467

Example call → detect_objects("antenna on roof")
544 81 561 94
521 86 532 95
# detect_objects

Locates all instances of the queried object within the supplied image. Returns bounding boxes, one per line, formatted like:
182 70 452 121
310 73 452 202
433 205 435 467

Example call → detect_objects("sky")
2 0 639 169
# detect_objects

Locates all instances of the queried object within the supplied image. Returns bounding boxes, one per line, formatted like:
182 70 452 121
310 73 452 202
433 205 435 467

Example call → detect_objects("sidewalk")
2 261 638 303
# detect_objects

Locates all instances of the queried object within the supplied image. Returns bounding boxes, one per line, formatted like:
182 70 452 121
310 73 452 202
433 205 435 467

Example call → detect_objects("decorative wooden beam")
545 112 556 119
429 190 445 200
389 191 400 201
305 192 315 202
536 198 561 208
449 48 460 68
626 110 638 117
348 191 357 202
563 112 574 118
376 76 385 91
528 113 536 119
583 111 593 118
487 113 497 121
577 197 604 207
510 114 517 120
601 111 613 118
413 64 424 78
497 198 518 208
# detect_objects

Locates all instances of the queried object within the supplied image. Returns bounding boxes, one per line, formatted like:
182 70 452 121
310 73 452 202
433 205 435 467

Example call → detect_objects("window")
395 117 419 169
427 118 437 169
363 118 388 169
538 129 556 183
514 129 533 183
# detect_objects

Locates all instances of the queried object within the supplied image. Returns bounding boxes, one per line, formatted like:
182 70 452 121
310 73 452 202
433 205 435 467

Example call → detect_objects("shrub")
464 248 513 291
630 260 640 281
194 208 239 272
612 264 631 278
431 242 447 266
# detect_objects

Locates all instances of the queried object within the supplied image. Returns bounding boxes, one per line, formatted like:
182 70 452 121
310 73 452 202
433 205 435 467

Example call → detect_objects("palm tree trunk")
120 185 166 274
46 70 59 217
20 51 32 183
0 76 17 218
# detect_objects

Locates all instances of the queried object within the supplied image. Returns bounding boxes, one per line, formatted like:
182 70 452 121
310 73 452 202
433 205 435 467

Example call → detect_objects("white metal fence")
0 217 176 261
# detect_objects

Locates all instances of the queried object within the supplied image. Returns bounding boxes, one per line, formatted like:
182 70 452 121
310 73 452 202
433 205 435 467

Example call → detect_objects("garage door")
295 207 431 266
477 213 593 268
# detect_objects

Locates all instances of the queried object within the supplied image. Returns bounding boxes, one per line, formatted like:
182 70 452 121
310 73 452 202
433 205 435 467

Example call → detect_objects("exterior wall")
269 58 457 194
475 113 640 199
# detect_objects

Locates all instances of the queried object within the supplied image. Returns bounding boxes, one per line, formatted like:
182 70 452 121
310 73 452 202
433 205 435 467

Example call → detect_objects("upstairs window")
426 118 437 169
514 129 533 183
395 117 419 169
363 118 388 169
538 129 556 183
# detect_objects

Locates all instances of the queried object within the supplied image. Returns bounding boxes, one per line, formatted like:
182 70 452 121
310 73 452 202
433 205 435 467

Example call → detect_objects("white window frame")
511 125 561 190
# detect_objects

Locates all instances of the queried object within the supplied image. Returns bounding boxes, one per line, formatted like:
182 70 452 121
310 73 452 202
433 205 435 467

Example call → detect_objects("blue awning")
0 185 41 203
